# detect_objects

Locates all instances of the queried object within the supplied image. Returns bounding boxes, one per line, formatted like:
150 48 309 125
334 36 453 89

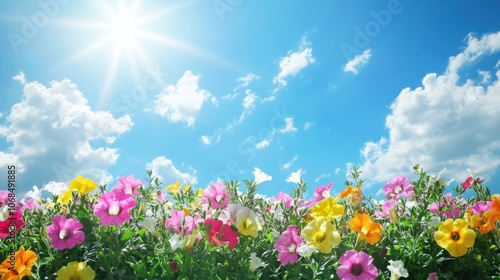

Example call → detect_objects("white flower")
253 167 272 185
297 244 316 258
43 181 67 196
285 169 302 184
249 252 266 272
387 260 409 280
0 205 9 222
138 217 157 233
24 185 44 203
169 234 183 251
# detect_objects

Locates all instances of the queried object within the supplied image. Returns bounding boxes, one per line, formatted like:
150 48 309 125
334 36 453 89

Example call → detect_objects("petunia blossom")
336 250 378 280
202 182 230 209
382 176 414 200
348 213 384 245
205 218 239 249
0 247 38 280
387 260 409 280
165 210 202 236
46 216 86 250
285 169 302 184
313 182 333 202
274 225 303 265
434 218 476 257
274 192 294 209
93 191 137 227
112 175 144 196
253 167 272 185
55 261 96 280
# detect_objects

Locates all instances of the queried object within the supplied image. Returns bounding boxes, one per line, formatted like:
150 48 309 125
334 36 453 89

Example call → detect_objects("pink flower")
112 175 144 196
166 210 201 236
46 216 85 250
205 218 239 249
218 204 243 225
0 211 25 239
460 176 484 190
429 193 463 219
20 199 40 212
202 182 230 209
337 250 378 280
382 176 414 200
374 198 397 219
313 183 333 202
470 200 492 215
93 191 137 227
274 192 294 209
427 272 438 280
274 225 303 265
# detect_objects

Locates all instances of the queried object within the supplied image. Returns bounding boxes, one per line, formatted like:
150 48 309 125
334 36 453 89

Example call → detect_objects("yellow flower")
310 197 345 221
348 213 384 245
197 188 204 197
434 218 476 257
57 189 74 205
0 247 38 280
301 218 341 254
182 185 191 193
69 176 98 195
56 261 96 280
166 182 181 195
235 207 262 238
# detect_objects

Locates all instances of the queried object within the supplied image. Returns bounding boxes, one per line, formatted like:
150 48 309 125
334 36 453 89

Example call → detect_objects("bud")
389 207 398 225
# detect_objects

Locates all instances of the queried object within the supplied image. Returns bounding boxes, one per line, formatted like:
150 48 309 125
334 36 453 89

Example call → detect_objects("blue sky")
1 0 500 199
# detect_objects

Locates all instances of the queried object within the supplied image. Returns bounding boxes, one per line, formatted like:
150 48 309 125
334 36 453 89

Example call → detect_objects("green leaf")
121 228 133 242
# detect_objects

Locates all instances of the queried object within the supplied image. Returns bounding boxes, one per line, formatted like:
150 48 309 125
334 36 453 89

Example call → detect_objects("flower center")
394 186 403 194
451 231 460 241
243 218 251 230
288 243 297 253
351 263 363 276
315 232 325 243
108 203 121 216
59 229 70 240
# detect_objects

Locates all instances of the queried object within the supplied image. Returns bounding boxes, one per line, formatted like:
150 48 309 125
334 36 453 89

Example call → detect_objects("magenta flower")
336 250 378 280
274 225 303 265
202 182 230 209
46 216 85 250
382 176 414 200
93 191 137 227
460 176 484 190
166 210 202 236
374 198 396 219
470 200 492 215
205 218 239 249
274 192 294 209
0 211 25 239
112 175 144 196
313 182 333 202
429 193 463 219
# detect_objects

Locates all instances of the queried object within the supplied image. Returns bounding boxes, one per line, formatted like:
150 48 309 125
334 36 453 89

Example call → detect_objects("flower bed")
1 166 499 279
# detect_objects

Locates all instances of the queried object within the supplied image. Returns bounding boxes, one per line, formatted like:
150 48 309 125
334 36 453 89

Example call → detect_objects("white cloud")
256 139 271 150
236 73 259 89
146 156 197 185
0 78 133 191
334 168 342 175
279 117 298 134
359 32 500 185
314 173 331 183
152 70 214 127
13 71 26 84
273 37 315 92
242 89 257 110
344 49 372 74
282 155 298 169
201 135 211 145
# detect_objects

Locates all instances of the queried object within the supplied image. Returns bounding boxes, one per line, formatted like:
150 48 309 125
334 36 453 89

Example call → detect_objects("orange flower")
339 185 363 205
0 247 38 280
466 209 498 234
348 213 384 245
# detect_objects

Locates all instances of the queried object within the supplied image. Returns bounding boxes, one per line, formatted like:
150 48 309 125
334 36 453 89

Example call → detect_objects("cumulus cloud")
273 37 315 92
359 32 500 185
146 156 197 185
279 117 298 134
152 70 214 127
13 71 26 84
344 49 372 74
256 139 271 150
0 78 133 192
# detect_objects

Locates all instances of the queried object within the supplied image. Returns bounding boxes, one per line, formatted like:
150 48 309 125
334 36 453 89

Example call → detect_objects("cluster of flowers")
1 166 499 279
